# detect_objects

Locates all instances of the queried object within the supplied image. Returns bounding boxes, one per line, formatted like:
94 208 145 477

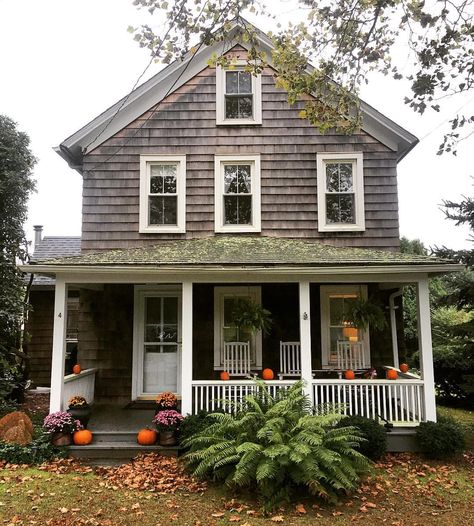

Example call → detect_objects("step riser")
91 433 140 443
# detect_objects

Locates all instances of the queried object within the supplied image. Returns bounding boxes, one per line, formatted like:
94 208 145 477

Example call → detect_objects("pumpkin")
73 429 93 446
399 363 409 373
262 368 274 380
72 364 81 374
344 369 355 380
220 371 230 381
137 428 157 446
386 369 398 380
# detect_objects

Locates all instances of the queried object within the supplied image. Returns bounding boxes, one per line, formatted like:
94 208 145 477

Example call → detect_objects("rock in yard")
0 411 34 445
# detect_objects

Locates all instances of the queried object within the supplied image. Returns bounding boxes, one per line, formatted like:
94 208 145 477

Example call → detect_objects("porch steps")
386 428 420 452
68 431 180 466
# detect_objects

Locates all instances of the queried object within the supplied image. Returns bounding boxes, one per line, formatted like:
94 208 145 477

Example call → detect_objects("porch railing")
191 380 296 413
63 368 97 408
191 379 425 424
312 379 425 424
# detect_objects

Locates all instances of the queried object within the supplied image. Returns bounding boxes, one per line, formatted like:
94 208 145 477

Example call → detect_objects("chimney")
33 225 43 249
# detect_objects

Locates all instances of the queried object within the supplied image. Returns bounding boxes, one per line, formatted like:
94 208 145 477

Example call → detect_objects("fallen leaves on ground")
96 453 207 494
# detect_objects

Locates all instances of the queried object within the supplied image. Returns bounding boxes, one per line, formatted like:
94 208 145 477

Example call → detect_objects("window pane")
326 162 353 193
237 165 251 193
150 176 164 194
339 163 353 191
224 195 252 224
163 175 176 194
326 194 355 223
226 71 239 94
150 165 164 177
237 96 253 118
163 297 178 324
149 196 177 225
224 165 238 193
224 298 237 325
329 297 345 325
238 71 252 93
162 325 178 343
225 95 253 119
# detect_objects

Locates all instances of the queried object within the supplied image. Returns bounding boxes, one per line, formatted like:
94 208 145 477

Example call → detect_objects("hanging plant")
345 298 387 332
232 298 273 335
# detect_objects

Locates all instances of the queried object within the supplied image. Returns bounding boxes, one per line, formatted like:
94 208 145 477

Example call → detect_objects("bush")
0 432 67 464
416 416 466 459
336 416 387 460
179 410 221 443
183 381 369 509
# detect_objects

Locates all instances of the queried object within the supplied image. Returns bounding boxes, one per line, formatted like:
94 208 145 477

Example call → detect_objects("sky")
0 0 472 251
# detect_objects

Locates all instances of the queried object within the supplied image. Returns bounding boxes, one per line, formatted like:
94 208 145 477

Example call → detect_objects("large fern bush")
183 381 369 507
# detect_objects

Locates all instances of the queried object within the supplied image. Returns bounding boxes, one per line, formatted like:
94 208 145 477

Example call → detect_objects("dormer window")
216 64 262 125
139 155 186 233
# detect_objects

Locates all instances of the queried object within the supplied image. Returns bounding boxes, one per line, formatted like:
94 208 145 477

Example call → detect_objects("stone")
0 411 34 445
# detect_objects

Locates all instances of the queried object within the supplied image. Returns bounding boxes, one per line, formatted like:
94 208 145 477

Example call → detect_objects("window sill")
318 224 365 233
216 119 262 126
139 226 186 234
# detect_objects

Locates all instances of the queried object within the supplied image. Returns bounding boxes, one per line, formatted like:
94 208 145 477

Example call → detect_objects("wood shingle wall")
82 64 400 252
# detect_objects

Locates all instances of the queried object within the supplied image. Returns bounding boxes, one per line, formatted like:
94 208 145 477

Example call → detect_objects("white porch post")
180 282 193 416
416 277 437 422
49 277 68 413
299 281 313 402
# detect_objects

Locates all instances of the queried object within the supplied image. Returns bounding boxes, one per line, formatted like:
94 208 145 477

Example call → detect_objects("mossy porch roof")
32 236 451 267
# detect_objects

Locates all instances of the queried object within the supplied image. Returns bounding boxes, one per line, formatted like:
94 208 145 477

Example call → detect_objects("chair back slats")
223 342 251 377
336 340 366 370
279 341 301 377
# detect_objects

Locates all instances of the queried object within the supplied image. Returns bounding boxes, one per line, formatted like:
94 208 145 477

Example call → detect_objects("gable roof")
56 20 418 172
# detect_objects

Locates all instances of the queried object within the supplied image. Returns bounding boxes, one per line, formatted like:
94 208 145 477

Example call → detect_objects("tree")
129 0 474 154
0 115 36 402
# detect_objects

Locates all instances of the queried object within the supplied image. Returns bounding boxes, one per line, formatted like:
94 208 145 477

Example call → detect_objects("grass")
437 404 474 449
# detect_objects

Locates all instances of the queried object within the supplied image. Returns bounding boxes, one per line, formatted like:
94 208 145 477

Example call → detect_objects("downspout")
389 288 403 368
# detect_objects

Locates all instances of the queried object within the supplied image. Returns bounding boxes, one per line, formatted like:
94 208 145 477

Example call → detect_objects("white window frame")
214 154 261 233
139 154 186 233
319 284 370 369
213 286 263 370
216 63 262 125
317 152 365 232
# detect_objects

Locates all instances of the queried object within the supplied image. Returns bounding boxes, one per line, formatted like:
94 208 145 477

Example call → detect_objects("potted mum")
67 395 92 428
155 391 178 413
43 411 82 446
153 410 184 446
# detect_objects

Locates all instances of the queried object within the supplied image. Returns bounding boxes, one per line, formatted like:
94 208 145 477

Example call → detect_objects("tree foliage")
0 115 36 401
129 0 474 153
183 380 369 509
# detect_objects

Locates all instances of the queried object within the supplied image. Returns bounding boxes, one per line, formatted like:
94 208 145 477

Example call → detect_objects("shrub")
179 410 219 443
0 432 67 464
335 415 387 460
416 415 465 458
183 381 369 509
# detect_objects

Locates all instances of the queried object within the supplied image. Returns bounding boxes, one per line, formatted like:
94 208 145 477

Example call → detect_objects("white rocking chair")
223 341 252 377
278 341 301 379
336 340 367 371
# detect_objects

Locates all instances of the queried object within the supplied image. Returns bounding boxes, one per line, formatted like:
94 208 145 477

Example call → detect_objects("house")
21 20 461 446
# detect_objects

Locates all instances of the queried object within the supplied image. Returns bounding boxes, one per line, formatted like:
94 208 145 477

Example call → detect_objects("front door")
133 286 181 399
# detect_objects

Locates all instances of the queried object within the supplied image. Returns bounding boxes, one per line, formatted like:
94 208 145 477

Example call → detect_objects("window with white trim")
139 155 186 233
214 154 261 233
317 153 365 232
216 64 262 125
213 286 263 370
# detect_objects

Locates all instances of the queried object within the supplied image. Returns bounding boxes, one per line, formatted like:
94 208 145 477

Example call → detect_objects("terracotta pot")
51 432 72 446
159 430 177 446
67 406 91 428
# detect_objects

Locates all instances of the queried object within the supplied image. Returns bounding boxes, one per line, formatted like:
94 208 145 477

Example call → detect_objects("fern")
183 380 370 508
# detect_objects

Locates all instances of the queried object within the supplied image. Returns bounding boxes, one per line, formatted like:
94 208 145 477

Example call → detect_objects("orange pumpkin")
220 371 230 381
262 368 274 380
345 369 355 380
386 369 398 380
399 363 409 373
73 429 93 446
137 428 157 446
72 364 81 374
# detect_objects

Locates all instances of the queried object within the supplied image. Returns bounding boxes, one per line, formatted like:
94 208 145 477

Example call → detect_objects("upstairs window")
214 154 261 233
317 153 365 232
216 64 262 125
139 155 186 233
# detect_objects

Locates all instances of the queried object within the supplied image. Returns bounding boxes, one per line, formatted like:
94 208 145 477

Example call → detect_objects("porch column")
181 282 193 416
416 277 437 422
299 281 313 402
49 277 68 413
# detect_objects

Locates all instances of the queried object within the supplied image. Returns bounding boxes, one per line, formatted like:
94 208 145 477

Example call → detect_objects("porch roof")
27 236 455 269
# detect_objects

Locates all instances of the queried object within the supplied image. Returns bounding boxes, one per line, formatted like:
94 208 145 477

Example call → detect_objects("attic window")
316 153 365 232
216 64 262 125
139 155 186 234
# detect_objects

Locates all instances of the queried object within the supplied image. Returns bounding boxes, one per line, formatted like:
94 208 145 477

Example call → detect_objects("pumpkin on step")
73 429 93 446
137 428 157 446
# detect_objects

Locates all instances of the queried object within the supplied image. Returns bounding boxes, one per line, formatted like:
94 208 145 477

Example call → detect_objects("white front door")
133 286 182 399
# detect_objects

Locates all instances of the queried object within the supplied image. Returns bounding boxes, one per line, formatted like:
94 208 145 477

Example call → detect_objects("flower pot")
67 406 92 428
51 432 72 446
159 430 177 446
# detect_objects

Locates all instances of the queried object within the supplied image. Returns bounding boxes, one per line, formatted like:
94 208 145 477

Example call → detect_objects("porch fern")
183 381 369 507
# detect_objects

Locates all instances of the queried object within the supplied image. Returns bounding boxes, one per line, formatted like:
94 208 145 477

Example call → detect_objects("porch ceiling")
22 236 460 273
